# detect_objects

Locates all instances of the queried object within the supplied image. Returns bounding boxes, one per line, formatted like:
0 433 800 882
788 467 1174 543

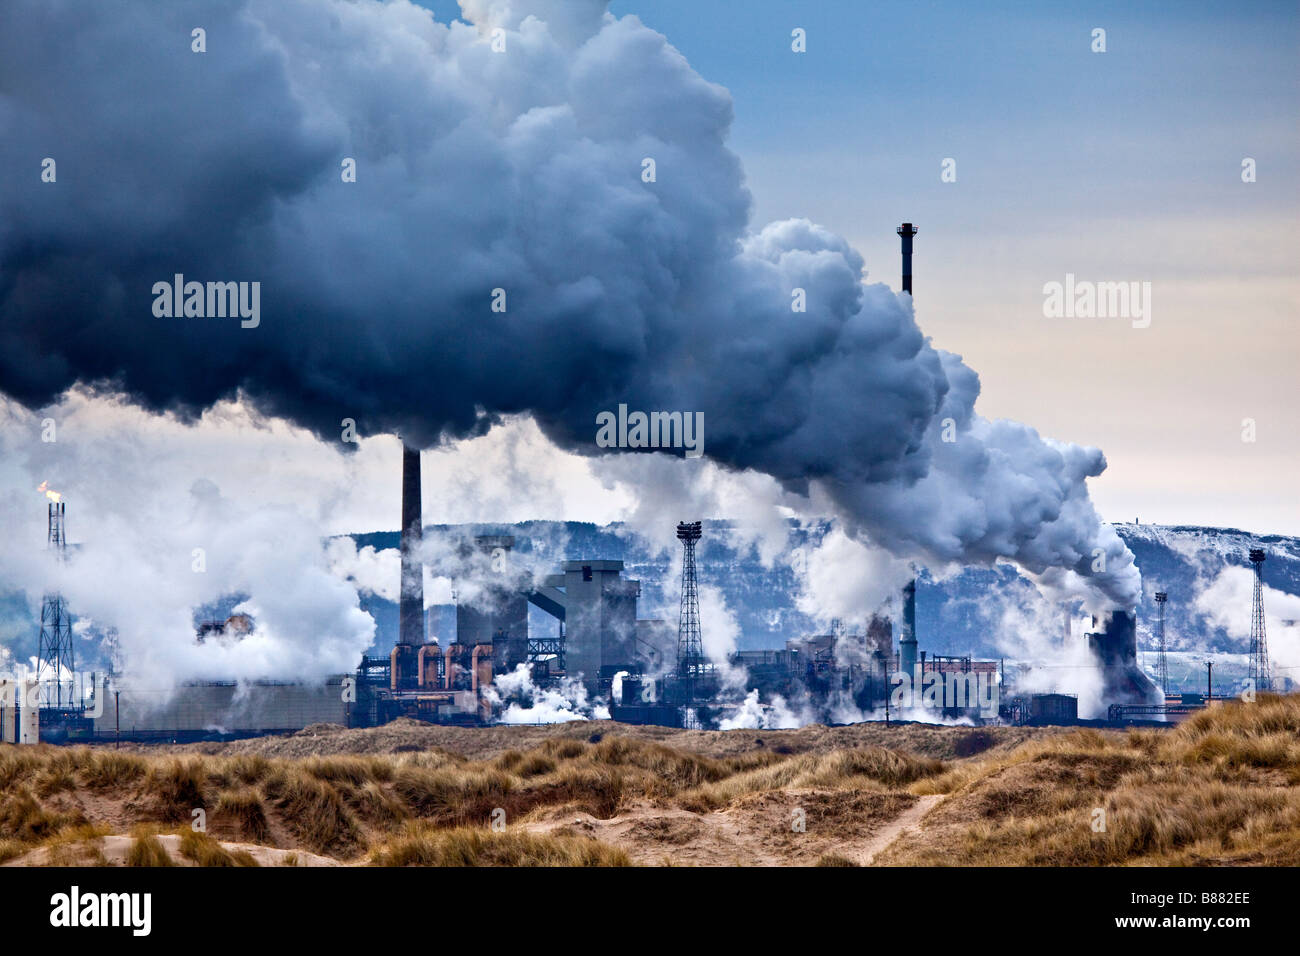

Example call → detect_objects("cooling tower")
1086 610 1161 707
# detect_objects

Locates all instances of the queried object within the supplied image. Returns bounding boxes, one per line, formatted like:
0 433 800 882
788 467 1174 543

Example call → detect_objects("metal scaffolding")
675 521 709 686
1248 549 1271 692
37 500 76 708
1153 591 1169 696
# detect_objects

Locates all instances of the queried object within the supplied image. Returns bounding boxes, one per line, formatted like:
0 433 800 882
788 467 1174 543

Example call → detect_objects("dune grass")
178 829 259 867
881 694 1300 866
125 829 175 867
3 696 1298 866
368 824 630 867
214 788 272 845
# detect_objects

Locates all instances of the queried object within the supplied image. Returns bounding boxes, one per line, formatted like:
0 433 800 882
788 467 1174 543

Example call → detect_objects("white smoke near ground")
610 669 629 703
0 393 374 698
956 574 1108 717
718 687 979 729
486 662 609 723
718 689 810 730
698 583 748 690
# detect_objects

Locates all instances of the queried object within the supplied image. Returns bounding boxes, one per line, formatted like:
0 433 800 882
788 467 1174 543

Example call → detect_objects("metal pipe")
471 645 484 697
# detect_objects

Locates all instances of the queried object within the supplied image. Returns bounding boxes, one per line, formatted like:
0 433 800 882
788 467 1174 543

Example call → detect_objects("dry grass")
143 759 207 823
81 751 148 789
368 824 630 867
0 787 84 842
125 830 175 867
178 829 259 867
3 697 1298 866
880 694 1300 866
40 823 112 866
680 746 943 811
214 788 271 845
263 771 362 857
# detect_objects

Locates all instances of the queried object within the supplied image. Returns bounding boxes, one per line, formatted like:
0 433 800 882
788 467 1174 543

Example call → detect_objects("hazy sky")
5 0 1298 545
617 0 1299 534
0 0 1294 684
425 0 1300 534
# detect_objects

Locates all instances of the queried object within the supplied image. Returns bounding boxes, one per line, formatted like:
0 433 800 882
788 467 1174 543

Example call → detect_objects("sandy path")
522 789 945 866
858 793 944 865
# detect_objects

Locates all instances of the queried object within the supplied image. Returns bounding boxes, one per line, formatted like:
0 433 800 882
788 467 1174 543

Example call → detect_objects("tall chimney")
896 222 918 296
399 444 425 650
898 578 918 678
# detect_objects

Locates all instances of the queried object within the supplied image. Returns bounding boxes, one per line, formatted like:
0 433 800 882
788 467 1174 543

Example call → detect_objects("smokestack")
898 578 918 677
896 222 918 296
398 444 424 649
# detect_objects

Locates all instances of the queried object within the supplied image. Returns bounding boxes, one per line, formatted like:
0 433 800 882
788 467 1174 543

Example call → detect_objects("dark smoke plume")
0 0 1140 607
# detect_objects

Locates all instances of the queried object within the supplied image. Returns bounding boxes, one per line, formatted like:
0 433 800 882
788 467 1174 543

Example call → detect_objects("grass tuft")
369 825 630 867
178 829 259 867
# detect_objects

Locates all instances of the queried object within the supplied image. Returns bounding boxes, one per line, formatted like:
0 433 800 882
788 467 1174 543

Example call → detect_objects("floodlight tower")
1153 592 1169 696
1248 549 1272 692
675 521 709 690
37 496 75 707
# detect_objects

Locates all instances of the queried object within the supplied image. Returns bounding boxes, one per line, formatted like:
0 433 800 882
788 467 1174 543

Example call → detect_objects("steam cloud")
0 0 1139 610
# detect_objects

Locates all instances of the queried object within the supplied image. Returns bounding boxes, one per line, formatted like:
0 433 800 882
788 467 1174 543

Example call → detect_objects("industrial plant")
1 225 1284 745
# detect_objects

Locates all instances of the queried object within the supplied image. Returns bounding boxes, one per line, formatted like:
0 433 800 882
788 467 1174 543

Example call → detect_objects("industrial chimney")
395 444 425 689
896 222 918 295
898 578 918 679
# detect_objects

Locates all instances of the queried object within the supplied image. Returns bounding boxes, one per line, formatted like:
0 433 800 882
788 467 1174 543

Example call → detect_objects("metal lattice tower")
1153 592 1169 696
675 521 708 682
1248 549 1272 692
38 499 76 707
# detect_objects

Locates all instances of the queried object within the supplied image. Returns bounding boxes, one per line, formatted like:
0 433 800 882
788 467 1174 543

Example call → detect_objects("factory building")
455 534 529 673
90 679 349 740
1027 693 1079 725
7 446 1172 739
6 223 1227 742
528 560 645 698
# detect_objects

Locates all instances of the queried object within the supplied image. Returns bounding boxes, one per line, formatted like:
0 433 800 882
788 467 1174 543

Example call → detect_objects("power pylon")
37 497 75 707
1153 591 1169 696
675 521 709 689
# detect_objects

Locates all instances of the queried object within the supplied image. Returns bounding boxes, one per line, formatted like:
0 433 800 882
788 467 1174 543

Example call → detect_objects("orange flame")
37 480 62 504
